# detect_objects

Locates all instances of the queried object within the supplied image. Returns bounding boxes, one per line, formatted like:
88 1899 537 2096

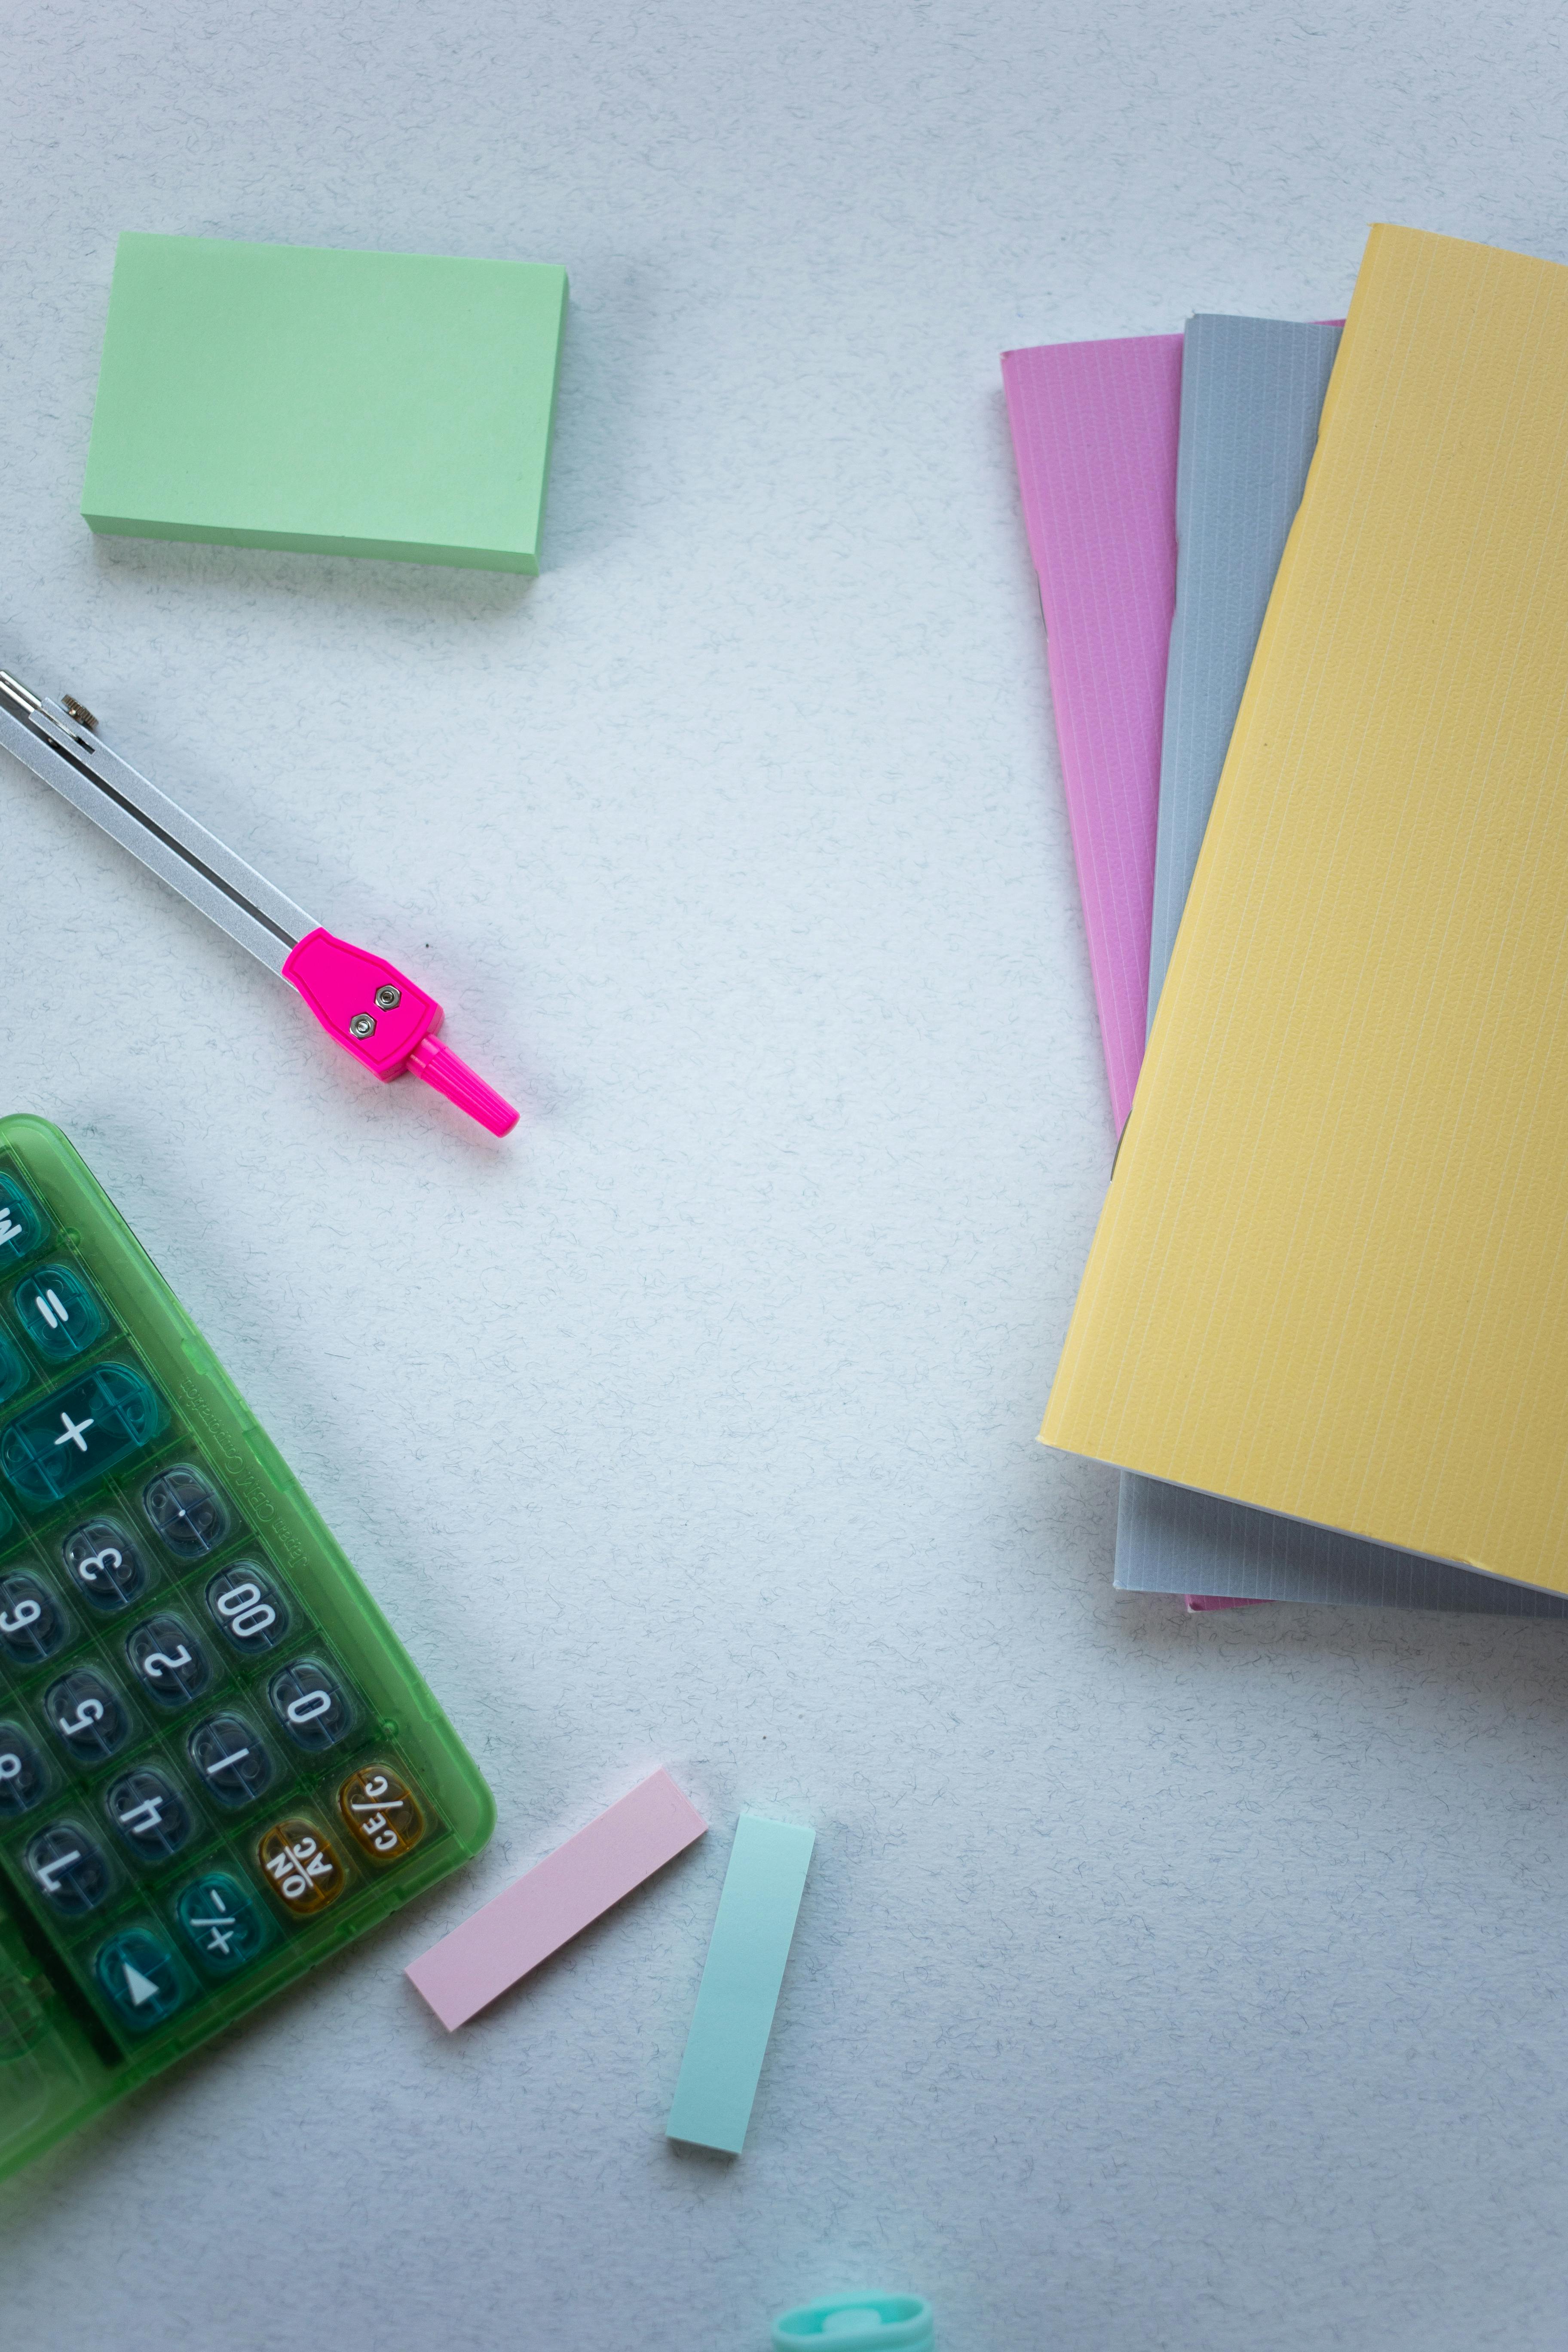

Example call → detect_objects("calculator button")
0 1363 165 1507
187 1712 275 1809
267 1659 352 1752
13 1265 107 1363
0 1332 29 1407
337 1765 427 1865
105 1766 192 1862
24 1822 112 1915
61 1518 150 1612
141 1464 229 1559
125 1614 211 1709
174 1870 271 1975
42 1667 129 1764
0 1570 69 1666
0 1722 47 1814
257 1817 347 1917
0 1175 45 1267
93 1928 186 2031
205 1562 290 1654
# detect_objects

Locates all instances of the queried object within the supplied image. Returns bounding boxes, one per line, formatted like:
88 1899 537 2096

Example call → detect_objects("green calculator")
0 1115 494 2180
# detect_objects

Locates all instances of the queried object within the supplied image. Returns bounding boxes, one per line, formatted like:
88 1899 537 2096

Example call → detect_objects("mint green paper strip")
666 1814 815 2155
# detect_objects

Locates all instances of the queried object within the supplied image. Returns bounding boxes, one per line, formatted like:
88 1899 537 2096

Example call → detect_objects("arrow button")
122 1959 161 2007
93 1929 185 2031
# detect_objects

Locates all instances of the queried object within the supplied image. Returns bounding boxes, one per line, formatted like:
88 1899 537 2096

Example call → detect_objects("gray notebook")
1116 313 1568 1617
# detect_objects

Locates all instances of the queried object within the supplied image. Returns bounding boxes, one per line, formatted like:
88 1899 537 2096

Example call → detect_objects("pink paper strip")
1001 333 1182 1133
406 1768 707 2030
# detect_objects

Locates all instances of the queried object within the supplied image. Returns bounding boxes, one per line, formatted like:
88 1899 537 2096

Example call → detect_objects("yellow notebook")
1042 225 1568 1599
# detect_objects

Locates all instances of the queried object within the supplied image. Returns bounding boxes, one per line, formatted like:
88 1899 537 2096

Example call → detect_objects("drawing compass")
0 668 518 1137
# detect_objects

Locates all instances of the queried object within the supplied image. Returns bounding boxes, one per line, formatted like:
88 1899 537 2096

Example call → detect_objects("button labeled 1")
187 1713 274 1810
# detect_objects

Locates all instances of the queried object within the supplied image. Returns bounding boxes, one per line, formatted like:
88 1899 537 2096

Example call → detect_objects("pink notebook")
1004 329 1253 1611
1001 334 1182 1133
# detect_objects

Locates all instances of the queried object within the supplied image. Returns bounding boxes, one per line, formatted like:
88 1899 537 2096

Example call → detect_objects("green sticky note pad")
81 233 568 574
666 1813 814 2156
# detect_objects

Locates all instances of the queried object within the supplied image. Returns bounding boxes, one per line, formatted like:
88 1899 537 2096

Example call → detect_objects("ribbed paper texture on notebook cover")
1116 309 1566 1613
1044 226 1568 1601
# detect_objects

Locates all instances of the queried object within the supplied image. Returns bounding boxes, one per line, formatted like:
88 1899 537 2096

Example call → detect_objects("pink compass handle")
281 928 519 1137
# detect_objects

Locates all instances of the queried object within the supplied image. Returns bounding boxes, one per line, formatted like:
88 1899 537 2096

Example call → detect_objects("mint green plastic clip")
771 2294 934 2351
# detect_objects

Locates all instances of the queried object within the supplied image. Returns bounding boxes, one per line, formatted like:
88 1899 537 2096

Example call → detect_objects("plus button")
54 1411 95 1452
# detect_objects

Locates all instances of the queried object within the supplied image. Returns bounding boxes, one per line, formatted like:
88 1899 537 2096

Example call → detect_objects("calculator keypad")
14 1266 107 1363
142 1465 228 1559
0 1333 28 1408
338 1765 426 1865
0 1571 70 1666
187 1712 276 1809
43 1668 129 1763
0 1136 463 2073
62 1519 151 1612
2 1364 166 1506
0 1175 45 1266
93 1928 187 2030
267 1659 352 1753
257 1818 346 1917
24 1823 112 1917
205 1563 290 1654
126 1614 212 1709
105 1767 192 1864
175 1870 271 1975
0 1724 47 1815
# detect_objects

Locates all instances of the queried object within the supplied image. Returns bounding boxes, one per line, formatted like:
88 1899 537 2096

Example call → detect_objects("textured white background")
2 4 1568 2346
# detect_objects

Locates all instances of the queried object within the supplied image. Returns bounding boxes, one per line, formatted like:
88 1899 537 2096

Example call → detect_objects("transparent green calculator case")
0 1115 494 2179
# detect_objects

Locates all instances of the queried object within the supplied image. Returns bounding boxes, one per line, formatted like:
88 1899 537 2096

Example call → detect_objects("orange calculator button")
256 1818 346 1917
337 1765 426 1865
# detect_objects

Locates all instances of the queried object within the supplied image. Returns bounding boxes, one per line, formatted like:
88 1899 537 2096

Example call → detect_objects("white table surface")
4 5 1568 2346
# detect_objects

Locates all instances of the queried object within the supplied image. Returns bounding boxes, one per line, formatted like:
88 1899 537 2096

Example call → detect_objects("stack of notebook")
1005 224 1568 1617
